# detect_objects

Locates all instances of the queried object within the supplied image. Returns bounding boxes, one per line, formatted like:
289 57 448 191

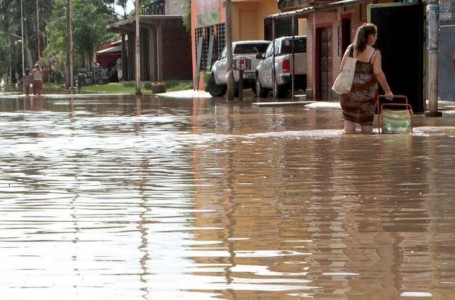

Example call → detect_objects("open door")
369 3 424 112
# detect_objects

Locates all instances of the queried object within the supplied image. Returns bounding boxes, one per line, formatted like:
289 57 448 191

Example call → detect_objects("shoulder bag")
332 46 357 95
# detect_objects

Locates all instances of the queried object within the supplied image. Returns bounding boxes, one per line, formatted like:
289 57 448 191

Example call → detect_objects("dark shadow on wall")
439 26 455 101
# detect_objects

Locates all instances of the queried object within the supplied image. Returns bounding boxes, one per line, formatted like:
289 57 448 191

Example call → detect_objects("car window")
255 43 269 53
221 46 227 59
265 43 273 58
266 40 281 58
234 43 269 54
280 38 307 54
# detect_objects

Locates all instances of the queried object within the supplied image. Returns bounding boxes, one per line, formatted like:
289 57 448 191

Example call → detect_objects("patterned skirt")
340 61 378 126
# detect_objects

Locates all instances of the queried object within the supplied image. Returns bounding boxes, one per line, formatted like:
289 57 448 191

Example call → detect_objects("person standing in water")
339 23 393 134
31 64 44 95
22 68 33 96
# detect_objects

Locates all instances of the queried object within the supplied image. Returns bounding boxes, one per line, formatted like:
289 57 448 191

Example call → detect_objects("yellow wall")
190 0 309 87
232 0 279 41
232 0 307 41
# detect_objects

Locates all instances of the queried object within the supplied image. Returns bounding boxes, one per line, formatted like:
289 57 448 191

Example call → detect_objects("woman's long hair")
353 23 377 52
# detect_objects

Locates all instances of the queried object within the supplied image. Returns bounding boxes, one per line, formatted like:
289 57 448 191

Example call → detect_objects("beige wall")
232 0 279 41
190 0 309 88
232 1 308 41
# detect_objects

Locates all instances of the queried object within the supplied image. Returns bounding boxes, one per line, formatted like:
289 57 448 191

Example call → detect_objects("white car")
206 40 270 97
255 35 307 98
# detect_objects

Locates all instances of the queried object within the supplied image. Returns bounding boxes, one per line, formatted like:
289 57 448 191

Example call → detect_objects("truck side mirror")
256 53 264 59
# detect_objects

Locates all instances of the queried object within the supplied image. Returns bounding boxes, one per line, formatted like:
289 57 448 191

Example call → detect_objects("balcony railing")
278 0 332 10
142 0 165 15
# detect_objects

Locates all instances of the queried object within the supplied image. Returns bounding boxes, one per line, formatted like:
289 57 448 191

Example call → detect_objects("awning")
106 15 183 34
96 45 121 54
269 0 373 19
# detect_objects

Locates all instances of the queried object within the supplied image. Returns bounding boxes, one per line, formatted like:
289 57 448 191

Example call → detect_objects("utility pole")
20 0 25 76
225 0 234 101
425 0 442 117
36 0 40 63
66 0 73 89
135 0 142 95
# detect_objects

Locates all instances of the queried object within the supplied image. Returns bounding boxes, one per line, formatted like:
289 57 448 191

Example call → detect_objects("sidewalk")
157 89 212 99
158 89 455 112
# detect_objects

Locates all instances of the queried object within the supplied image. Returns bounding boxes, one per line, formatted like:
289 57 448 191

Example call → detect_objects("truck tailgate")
289 54 307 74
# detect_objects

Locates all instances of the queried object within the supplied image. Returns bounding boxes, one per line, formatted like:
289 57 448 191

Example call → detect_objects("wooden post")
425 0 442 117
66 0 73 89
225 0 234 101
135 0 142 95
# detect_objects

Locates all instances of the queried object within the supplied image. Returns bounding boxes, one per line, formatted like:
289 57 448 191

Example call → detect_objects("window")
234 43 269 55
264 17 298 40
280 38 306 54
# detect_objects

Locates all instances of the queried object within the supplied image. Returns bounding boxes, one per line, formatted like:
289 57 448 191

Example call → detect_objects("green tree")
1 0 119 85
116 0 128 19
0 0 53 85
0 0 23 84
73 0 117 67
45 0 118 82
182 0 191 33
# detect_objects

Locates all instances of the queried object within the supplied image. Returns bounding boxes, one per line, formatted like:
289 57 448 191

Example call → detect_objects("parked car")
255 35 307 98
206 40 270 97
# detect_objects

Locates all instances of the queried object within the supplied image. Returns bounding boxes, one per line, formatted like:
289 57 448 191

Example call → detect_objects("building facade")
191 0 451 104
107 0 192 83
439 0 455 100
190 0 309 90
190 0 367 98
276 0 374 100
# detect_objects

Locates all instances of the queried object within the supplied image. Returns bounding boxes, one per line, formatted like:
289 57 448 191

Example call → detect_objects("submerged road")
0 92 455 299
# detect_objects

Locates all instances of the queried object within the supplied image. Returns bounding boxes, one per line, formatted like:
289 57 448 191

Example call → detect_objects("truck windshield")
234 43 269 54
280 38 306 54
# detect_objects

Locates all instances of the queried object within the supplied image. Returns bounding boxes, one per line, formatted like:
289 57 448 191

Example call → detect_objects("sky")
114 0 135 16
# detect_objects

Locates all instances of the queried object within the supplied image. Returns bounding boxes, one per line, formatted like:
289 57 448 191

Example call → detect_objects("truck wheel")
206 74 227 97
273 81 286 98
256 78 268 97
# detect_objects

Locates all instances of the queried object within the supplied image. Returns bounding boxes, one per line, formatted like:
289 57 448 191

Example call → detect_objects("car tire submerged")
206 73 227 97
273 79 287 99
255 77 268 98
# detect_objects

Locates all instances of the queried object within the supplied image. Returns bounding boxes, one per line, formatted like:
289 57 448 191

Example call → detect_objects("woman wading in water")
339 23 393 134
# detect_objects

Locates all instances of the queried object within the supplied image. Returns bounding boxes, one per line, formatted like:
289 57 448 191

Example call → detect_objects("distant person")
339 23 393 134
31 64 44 95
116 58 123 81
22 68 33 96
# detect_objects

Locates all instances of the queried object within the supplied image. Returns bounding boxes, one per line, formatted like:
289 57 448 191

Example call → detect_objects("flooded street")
1 93 455 299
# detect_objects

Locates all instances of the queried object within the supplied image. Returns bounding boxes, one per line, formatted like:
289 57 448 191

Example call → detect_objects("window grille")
195 23 226 72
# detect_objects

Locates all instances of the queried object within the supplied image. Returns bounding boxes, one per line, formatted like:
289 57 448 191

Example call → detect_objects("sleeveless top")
33 69 42 81
339 45 378 126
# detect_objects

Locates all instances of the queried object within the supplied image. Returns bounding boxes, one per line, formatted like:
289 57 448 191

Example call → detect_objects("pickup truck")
206 40 270 97
255 35 307 98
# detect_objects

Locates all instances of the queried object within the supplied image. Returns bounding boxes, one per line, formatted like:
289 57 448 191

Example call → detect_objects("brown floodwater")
0 93 455 299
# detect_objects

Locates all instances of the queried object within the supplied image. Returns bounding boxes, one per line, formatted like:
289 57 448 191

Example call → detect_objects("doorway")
316 26 333 100
341 16 351 53
370 3 424 112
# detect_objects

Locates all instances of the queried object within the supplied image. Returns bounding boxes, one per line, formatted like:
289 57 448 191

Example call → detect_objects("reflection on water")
0 94 455 299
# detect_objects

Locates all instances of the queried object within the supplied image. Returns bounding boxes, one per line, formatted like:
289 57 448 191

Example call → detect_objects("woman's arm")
371 50 393 100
